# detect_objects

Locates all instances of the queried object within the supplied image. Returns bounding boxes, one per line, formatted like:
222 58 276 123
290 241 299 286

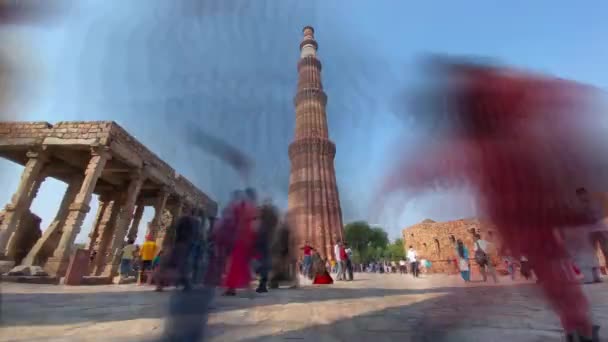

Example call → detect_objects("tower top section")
300 25 318 58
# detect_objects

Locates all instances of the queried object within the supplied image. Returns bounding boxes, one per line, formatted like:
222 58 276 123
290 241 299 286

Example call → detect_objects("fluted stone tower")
288 26 344 260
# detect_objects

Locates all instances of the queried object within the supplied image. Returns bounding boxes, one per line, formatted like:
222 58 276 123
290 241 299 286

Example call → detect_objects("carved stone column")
126 203 144 242
146 187 170 239
85 194 111 253
90 192 123 275
158 198 183 249
22 174 83 266
102 171 145 277
0 149 49 256
45 146 110 277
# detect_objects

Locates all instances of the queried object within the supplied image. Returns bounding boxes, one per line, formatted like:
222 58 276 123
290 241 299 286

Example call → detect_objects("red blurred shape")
382 58 604 336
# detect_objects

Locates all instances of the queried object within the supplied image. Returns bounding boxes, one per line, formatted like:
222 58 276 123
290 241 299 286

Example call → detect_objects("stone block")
1 275 59 284
7 265 30 275
0 260 15 274
6 265 48 276
45 256 70 277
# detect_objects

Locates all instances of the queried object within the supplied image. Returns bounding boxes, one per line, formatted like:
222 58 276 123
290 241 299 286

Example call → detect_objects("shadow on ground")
2 278 543 329
206 284 566 342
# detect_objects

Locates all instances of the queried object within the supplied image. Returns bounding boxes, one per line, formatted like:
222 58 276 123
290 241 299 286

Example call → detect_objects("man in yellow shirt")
140 235 157 271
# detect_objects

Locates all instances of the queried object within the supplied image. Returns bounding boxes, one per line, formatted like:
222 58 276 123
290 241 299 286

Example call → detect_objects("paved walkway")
1 273 607 341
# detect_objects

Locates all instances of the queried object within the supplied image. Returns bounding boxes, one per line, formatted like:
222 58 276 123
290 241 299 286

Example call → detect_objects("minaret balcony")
293 88 327 107
288 137 336 159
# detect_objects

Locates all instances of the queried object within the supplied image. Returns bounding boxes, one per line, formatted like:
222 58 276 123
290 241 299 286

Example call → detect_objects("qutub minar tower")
288 26 344 259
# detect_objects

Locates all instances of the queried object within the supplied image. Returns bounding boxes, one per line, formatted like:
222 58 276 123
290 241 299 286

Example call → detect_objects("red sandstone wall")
402 218 504 274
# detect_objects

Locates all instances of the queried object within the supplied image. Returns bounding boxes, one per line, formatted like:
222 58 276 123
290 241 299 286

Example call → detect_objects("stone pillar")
126 203 144 242
0 149 48 256
22 174 83 266
173 201 184 222
85 194 111 253
90 192 123 275
158 199 183 249
45 146 110 277
146 187 170 239
102 171 145 277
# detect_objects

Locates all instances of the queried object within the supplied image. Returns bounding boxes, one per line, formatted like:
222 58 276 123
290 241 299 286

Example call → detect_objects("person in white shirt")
344 244 353 281
473 234 498 283
407 246 419 278
576 187 606 283
399 259 407 274
120 239 137 279
334 242 345 280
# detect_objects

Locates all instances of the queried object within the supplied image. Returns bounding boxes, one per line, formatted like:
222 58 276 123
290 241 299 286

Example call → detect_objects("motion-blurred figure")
160 209 211 342
157 209 200 292
254 198 279 293
204 191 243 287
379 57 604 341
269 211 299 289
222 188 257 296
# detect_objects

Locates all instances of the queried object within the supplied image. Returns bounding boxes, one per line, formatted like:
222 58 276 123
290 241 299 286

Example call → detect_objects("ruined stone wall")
402 218 503 274
1 209 42 264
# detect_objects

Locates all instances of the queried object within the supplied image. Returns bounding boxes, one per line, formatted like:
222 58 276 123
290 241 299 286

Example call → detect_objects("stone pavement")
1 273 607 342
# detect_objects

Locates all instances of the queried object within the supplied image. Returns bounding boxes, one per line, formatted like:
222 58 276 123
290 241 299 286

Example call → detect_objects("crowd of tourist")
112 185 603 292
114 187 301 295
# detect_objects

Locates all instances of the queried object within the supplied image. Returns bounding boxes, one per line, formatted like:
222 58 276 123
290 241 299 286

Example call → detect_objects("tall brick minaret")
287 26 344 259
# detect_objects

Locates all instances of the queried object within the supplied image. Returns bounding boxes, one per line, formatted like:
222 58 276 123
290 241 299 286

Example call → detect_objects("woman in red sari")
311 251 333 285
223 189 258 296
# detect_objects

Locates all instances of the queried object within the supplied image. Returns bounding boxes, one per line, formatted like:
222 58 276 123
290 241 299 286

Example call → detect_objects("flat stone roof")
0 121 217 216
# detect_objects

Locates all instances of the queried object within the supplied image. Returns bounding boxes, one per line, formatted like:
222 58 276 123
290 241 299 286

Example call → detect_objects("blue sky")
0 1 607 242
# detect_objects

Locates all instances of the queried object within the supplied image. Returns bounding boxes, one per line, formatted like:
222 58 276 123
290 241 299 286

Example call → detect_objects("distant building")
402 218 504 274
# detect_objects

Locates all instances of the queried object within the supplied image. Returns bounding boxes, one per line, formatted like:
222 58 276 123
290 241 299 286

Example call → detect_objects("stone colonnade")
0 121 216 279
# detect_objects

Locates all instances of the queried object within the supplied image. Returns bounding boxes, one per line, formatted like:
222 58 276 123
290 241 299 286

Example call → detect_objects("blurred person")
407 246 419 278
312 251 333 285
119 239 136 279
140 235 157 274
520 255 532 280
504 255 516 281
269 212 298 289
333 241 342 278
254 198 279 293
419 259 427 274
345 243 354 281
300 241 315 278
456 240 470 283
576 187 606 282
474 233 498 283
399 259 407 274
190 209 207 286
337 242 348 281
222 188 258 296
204 191 242 286
149 250 165 287
168 209 201 291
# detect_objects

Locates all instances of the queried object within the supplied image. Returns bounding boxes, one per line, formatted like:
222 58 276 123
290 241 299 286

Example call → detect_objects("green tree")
386 238 406 261
344 222 397 263
344 221 372 257
368 227 389 250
